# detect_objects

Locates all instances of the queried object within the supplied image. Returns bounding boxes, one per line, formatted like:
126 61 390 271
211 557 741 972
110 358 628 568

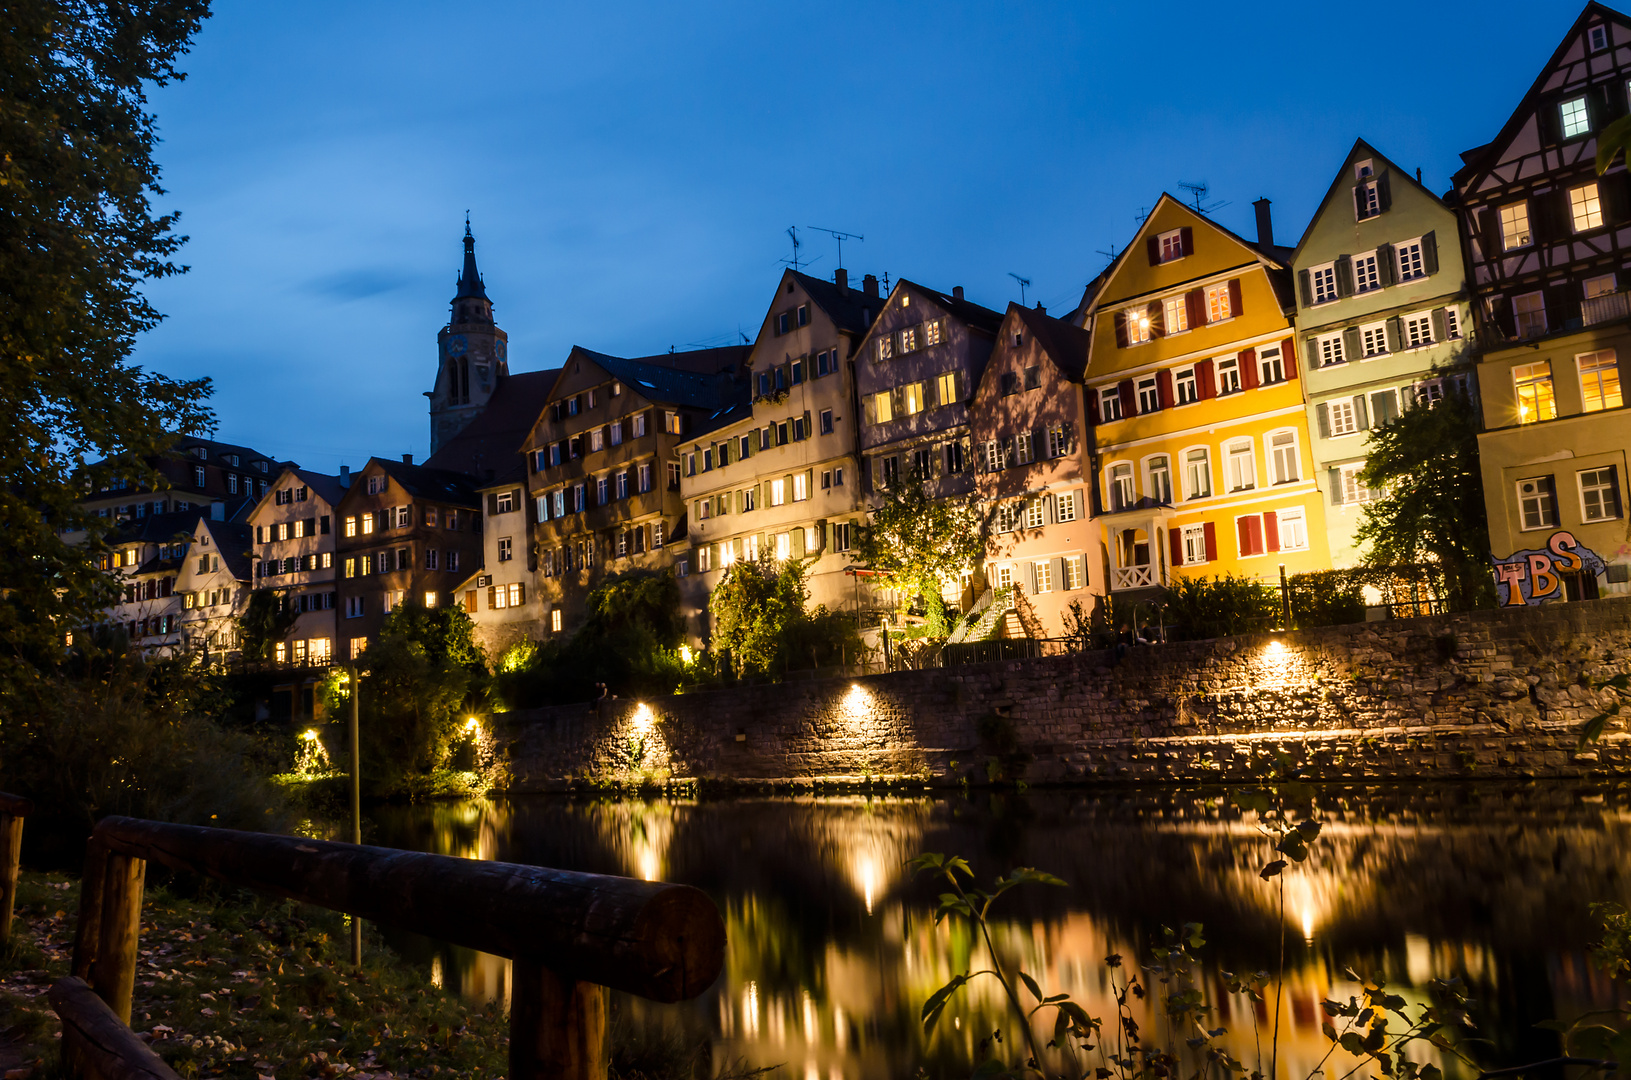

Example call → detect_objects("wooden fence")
60 816 726 1080
0 792 31 948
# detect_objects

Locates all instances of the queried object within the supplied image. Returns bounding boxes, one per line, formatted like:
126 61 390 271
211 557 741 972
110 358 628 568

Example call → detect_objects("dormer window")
1355 159 1374 180
192 446 207 459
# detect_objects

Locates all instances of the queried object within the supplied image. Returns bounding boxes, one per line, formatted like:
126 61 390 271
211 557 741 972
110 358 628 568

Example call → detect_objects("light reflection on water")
370 786 1631 1079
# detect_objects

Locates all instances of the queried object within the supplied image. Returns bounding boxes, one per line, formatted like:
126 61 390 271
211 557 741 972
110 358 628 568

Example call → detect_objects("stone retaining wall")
498 596 1631 788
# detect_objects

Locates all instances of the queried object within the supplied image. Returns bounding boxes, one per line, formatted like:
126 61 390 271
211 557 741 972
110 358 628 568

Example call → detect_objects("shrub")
1163 573 1280 640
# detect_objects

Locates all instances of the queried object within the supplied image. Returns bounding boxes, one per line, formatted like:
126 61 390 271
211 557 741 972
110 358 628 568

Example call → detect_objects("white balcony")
1582 291 1631 327
1112 565 1156 590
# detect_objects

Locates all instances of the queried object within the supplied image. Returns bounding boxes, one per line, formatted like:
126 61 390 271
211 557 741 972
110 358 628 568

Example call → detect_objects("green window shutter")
1402 385 1417 409
1298 269 1313 307
1335 255 1354 296
1304 335 1319 369
1376 244 1396 286
1353 394 1370 430
1328 468 1343 505
1316 402 1331 438
1376 171 1391 212
1371 390 1396 425
791 527 805 559
1431 308 1448 343
1385 316 1402 354
1342 326 1362 360
1422 230 1439 275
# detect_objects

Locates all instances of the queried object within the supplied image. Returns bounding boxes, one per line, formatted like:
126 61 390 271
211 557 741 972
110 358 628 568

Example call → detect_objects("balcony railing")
1582 291 1631 327
1112 564 1156 591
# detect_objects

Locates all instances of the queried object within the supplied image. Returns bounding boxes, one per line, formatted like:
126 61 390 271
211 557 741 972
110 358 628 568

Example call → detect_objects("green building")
1290 139 1475 566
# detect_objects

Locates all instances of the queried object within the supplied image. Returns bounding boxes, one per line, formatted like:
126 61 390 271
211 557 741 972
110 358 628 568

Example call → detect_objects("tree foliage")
1355 388 1494 611
852 468 985 617
236 589 297 662
709 556 862 678
0 1 216 685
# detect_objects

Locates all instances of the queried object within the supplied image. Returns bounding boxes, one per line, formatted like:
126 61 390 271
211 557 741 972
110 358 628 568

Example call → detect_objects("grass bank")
0 871 763 1080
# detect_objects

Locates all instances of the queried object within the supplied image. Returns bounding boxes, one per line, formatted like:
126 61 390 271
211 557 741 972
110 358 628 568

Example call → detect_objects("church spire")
456 214 488 301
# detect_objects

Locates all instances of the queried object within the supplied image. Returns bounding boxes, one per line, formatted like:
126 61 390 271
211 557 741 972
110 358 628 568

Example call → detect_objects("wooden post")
72 842 108 981
0 813 23 947
509 957 607 1080
50 976 182 1080
91 853 144 1023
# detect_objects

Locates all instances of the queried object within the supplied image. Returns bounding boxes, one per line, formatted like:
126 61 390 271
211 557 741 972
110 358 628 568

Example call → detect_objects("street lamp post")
349 663 362 967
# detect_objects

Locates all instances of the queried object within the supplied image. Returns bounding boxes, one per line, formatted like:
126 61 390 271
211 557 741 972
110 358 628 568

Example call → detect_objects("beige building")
246 468 346 665
679 270 879 639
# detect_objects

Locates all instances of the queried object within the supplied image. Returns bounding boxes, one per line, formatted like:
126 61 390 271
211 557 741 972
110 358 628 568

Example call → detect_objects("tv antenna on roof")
1096 243 1118 268
783 226 803 271
1008 273 1032 306
1178 181 1228 214
808 226 863 269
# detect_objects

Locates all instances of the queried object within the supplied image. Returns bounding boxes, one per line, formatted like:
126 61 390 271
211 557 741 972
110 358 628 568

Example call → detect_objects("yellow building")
1080 194 1332 597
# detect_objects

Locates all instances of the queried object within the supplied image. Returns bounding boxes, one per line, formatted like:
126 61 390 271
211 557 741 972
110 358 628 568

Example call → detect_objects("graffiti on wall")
1491 531 1607 606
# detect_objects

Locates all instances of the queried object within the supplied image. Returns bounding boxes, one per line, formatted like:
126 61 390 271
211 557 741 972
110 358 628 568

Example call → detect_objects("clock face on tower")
445 335 468 357
495 340 506 359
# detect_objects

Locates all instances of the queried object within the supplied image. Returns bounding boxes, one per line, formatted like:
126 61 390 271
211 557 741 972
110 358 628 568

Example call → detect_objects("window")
1270 431 1300 484
1500 202 1532 250
1098 387 1122 421
1353 253 1380 292
633 413 648 438
797 303 809 327
1360 322 1388 357
1278 508 1309 551
1125 307 1152 344
424 507 439 527
1311 264 1337 304
367 476 384 495
1158 229 1186 262
1184 448 1212 499
1329 399 1358 436
1356 179 1380 220
498 536 512 562
1513 361 1556 422
1237 515 1266 557
1108 462 1135 511
1580 350 1623 411
343 516 356 537
793 472 809 500
1047 424 1068 458
900 326 917 353
1317 333 1345 367
596 476 609 504
903 382 926 415
1339 463 1375 505
589 428 604 453
1518 476 1557 530
616 471 629 499
1561 96 1591 139
924 320 941 347
1572 183 1604 231
1205 283 1232 322
1056 491 1078 522
1402 312 1433 348
1216 357 1241 394
1162 295 1189 333
872 391 894 424
996 502 1021 533
1225 439 1256 491
1024 501 1044 529
1136 376 1160 413
666 462 680 490
1592 24 1610 50
1064 556 1084 590
913 446 933 476
791 358 805 384
227 475 238 495
996 565 1014 589
345 595 364 619
1175 367 1198 404
664 411 681 435
652 520 665 548
1033 561 1053 593
1147 456 1172 503
1395 239 1425 281
932 371 959 408
1259 346 1284 384
770 477 787 506
1581 467 1623 521
1182 524 1209 565
551 609 563 633
877 335 893 361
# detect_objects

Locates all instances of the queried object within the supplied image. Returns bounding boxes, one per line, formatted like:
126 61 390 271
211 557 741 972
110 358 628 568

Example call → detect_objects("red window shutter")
1147 300 1165 337
1147 236 1162 265
1240 348 1259 391
1248 515 1265 556
1282 336 1299 381
1203 521 1218 562
1228 278 1244 317
1236 516 1252 557
1179 226 1194 256
1264 510 1280 553
1185 288 1206 327
1196 359 1215 400
1169 528 1184 567
1117 379 1136 416
1157 369 1174 409
1113 311 1129 348
1088 389 1101 424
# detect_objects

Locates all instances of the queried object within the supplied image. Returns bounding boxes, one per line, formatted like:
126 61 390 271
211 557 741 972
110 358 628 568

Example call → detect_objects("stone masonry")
499 596 1631 788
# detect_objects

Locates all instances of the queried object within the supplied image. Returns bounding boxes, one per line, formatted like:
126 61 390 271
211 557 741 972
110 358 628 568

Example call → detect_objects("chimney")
402 453 413 465
1035 300 1045 311
1253 198 1274 248
862 273 879 299
834 267 848 293
952 285 964 302
339 465 350 488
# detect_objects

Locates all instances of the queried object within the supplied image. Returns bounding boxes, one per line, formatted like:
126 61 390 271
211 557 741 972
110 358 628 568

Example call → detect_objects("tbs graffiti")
1491 531 1607 606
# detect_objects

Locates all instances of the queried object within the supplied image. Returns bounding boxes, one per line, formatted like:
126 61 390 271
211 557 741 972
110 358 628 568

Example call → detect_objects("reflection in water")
371 786 1631 1079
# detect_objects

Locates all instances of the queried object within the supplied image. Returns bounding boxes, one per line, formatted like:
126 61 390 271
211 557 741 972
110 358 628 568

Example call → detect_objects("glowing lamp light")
301 728 319 742
632 703 654 732
678 644 694 665
465 716 480 731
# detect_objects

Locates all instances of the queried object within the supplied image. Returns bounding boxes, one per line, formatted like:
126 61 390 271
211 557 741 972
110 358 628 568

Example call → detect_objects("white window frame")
1329 399 1359 437
1513 292 1548 339
1500 202 1532 250
1310 263 1338 304
1181 523 1209 564
1144 454 1173 504
1215 356 1241 394
1056 491 1078 523
1571 182 1604 232
1125 306 1153 344
1158 229 1185 262
1033 560 1054 593
1339 463 1373 506
1561 96 1591 139
1352 252 1381 292
1317 332 1345 368
1224 438 1256 492
1107 461 1135 511
1395 237 1425 282
1580 466 1623 522
1402 311 1434 349
1174 366 1198 404
1024 500 1044 530
1136 376 1160 413
1268 429 1301 485
1163 295 1189 333
1182 446 1212 500
1578 349 1623 412
1098 386 1123 421
1277 507 1309 552
1517 475 1557 531
1360 321 1388 358
1205 283 1232 322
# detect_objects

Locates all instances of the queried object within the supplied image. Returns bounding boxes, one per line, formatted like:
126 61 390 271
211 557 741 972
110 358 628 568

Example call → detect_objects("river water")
368 785 1631 1079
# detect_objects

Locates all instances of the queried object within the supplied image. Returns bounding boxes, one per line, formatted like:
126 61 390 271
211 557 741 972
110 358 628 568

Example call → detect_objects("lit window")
1163 295 1189 333
1108 463 1135 511
1205 284 1232 321
903 382 926 415
878 335 893 361
1395 239 1425 281
925 320 941 346
1518 476 1557 530
1581 467 1623 521
1560 96 1590 139
1270 431 1300 484
1311 264 1337 304
1353 253 1380 292
872 391 894 424
900 327 917 353
1278 508 1309 551
1184 448 1211 499
1571 183 1604 231
1175 367 1198 403
590 428 604 452
793 472 809 500
551 609 563 632
1225 439 1256 492
770 478 787 506
1513 293 1549 339
1579 350 1623 411
1318 333 1345 367
1500 202 1531 250
936 371 957 406
344 516 357 537
1125 306 1152 344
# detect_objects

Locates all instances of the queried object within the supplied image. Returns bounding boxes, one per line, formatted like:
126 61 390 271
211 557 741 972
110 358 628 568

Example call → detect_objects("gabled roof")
559 346 750 411
364 457 481 507
1452 2 1627 191
283 468 348 508
1289 137 1451 262
786 269 883 337
1007 304 1092 381
424 368 560 488
900 279 1005 335
203 520 255 582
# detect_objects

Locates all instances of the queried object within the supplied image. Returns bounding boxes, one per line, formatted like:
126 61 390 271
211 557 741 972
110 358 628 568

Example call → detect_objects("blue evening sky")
133 0 1568 474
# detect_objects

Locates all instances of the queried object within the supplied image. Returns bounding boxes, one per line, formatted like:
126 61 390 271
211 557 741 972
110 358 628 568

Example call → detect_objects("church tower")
429 221 510 454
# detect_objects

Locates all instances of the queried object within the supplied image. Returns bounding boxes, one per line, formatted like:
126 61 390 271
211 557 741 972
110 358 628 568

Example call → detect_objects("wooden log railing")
62 816 726 1080
0 792 33 948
